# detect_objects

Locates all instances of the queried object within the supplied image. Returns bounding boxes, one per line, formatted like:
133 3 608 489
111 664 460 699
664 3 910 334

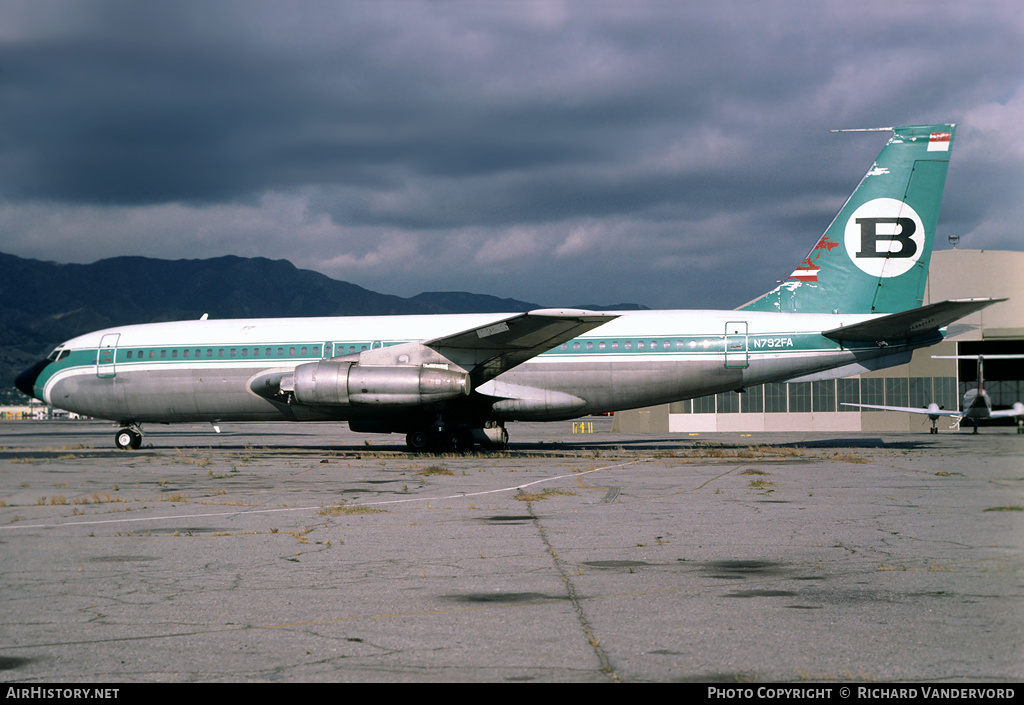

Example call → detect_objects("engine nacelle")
290 361 470 407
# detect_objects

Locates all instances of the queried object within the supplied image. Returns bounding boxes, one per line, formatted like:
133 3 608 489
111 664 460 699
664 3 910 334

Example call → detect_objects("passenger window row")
124 346 325 360
560 339 717 352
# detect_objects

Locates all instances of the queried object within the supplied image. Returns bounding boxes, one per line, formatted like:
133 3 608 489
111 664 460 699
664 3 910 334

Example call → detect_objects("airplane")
14 123 1003 452
843 355 1024 433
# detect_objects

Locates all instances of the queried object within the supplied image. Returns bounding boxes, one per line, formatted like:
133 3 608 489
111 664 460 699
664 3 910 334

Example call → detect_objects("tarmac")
0 418 1021 683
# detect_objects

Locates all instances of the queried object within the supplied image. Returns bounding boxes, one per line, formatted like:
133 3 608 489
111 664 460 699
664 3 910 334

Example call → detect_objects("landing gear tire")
406 428 475 453
115 427 142 450
440 430 474 453
406 430 431 453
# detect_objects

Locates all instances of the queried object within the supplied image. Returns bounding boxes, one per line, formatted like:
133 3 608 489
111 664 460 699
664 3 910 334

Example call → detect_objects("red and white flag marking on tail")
790 258 819 282
927 132 951 152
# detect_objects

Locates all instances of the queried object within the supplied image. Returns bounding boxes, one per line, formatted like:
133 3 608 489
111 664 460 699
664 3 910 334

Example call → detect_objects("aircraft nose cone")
14 359 50 400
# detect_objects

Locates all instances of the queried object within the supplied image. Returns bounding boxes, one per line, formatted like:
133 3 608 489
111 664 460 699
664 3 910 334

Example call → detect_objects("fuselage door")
724 321 749 369
96 333 120 378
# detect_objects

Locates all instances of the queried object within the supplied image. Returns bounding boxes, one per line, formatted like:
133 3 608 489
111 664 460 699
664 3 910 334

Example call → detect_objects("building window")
741 385 763 413
837 378 860 411
908 377 932 408
932 377 957 411
693 395 716 413
670 399 691 414
789 382 811 412
764 382 787 413
885 378 908 407
861 378 884 410
717 391 739 413
812 380 836 412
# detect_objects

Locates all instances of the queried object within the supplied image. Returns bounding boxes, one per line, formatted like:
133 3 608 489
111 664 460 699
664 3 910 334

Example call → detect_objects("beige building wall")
926 250 1024 339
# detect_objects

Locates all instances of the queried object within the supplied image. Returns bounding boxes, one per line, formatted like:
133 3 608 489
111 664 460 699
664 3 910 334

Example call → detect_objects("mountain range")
1 251 644 403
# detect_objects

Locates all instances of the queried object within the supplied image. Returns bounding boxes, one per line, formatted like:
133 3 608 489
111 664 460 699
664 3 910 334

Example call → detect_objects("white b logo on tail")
844 198 924 277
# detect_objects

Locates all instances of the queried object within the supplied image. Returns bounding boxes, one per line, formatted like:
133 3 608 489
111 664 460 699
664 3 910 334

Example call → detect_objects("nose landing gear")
114 424 143 450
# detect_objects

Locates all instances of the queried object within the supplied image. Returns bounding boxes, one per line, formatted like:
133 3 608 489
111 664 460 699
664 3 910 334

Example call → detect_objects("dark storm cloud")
0 1 1021 309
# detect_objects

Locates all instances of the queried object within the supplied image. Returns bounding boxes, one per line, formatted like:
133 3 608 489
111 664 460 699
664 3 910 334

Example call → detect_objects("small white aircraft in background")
844 355 1024 434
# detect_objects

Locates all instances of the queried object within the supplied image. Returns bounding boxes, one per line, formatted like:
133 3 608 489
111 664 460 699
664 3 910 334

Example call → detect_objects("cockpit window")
47 347 70 362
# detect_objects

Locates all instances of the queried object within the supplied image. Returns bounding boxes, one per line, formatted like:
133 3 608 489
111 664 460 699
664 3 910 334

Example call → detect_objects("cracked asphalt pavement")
1 419 1021 682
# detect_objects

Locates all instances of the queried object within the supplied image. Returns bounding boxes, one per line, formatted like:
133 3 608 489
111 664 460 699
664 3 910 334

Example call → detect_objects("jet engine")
286 360 471 407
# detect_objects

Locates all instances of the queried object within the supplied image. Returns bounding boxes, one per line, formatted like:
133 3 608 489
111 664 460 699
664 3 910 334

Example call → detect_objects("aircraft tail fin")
932 354 1024 399
741 124 956 314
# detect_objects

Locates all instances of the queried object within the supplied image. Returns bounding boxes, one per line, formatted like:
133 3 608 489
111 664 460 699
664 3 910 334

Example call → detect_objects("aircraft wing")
823 298 1005 343
841 403 960 417
424 308 617 385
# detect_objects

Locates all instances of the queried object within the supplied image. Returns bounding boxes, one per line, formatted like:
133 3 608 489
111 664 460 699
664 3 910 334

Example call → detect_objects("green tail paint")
741 124 956 314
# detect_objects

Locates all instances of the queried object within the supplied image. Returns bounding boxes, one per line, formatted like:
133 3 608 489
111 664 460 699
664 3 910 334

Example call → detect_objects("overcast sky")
1 0 1021 310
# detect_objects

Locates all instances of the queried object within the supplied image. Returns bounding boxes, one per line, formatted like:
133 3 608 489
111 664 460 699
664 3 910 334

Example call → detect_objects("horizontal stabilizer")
823 298 1003 342
989 402 1024 419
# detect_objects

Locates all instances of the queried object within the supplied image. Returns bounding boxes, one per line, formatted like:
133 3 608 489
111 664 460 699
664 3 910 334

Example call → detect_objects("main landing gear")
404 419 508 453
405 428 474 453
114 424 143 450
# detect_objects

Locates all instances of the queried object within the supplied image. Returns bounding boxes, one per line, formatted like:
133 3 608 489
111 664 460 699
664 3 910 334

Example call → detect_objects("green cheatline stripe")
36 330 873 389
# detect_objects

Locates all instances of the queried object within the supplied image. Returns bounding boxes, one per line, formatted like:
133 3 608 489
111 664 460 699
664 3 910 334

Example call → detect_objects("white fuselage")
35 308 919 425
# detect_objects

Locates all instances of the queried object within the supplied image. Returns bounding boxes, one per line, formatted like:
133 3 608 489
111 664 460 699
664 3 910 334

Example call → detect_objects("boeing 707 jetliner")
16 124 999 451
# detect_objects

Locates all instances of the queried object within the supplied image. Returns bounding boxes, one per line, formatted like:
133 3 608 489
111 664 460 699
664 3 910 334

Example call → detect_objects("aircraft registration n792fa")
15 123 1001 452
